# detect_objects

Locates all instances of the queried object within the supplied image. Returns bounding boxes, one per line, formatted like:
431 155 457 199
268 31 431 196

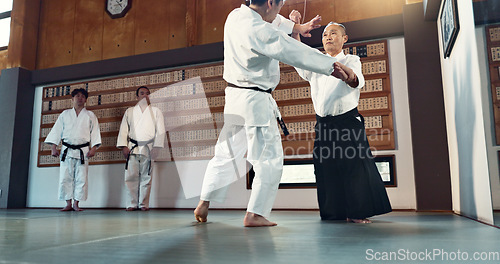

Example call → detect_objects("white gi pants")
125 154 152 208
58 157 88 201
200 122 283 218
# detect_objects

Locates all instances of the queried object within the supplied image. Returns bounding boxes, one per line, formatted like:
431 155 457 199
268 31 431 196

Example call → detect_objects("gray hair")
322 22 346 35
249 0 285 5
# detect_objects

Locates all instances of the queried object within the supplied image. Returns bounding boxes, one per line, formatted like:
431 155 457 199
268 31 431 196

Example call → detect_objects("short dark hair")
71 88 88 99
136 86 150 97
250 0 283 6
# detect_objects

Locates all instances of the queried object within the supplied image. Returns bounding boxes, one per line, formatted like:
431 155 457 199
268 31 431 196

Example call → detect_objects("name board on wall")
38 64 226 166
38 39 394 167
486 24 500 145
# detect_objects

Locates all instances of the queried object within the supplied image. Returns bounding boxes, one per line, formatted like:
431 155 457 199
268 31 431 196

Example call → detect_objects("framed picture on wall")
246 156 396 189
246 159 316 189
374 155 397 187
439 0 460 58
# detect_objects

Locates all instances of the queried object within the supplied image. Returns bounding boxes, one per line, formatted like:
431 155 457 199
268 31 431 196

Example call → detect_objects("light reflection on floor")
0 209 499 264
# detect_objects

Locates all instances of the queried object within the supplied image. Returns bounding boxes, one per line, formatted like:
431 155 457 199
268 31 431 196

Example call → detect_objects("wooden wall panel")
34 0 411 70
134 0 170 55
7 0 40 70
197 0 242 45
390 0 406 14
279 1 336 27
300 1 336 23
280 0 405 25
72 0 104 64
279 2 306 22
102 2 135 60
197 0 220 45
283 0 302 4
186 0 196 47
334 0 402 22
278 2 292 19
36 0 76 69
280 0 403 27
169 1 188 49
0 50 7 74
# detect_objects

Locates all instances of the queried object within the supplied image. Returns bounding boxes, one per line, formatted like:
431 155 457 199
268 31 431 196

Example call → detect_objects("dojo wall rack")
38 62 226 166
486 24 500 145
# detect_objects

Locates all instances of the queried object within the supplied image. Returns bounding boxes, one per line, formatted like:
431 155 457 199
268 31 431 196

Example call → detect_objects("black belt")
126 138 154 174
227 83 272 94
316 108 363 123
227 83 288 135
277 118 289 136
61 141 90 164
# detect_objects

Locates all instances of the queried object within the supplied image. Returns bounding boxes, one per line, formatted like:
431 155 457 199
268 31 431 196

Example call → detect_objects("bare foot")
347 218 371 223
73 203 84 212
60 205 74 211
243 212 277 227
194 200 209 222
126 207 136 211
140 207 150 211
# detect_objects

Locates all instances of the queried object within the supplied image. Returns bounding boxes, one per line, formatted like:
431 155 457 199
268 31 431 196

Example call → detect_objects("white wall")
437 0 493 224
27 37 417 211
377 37 417 210
476 26 500 210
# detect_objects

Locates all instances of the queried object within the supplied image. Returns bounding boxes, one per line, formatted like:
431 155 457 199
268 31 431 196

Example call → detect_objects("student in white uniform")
194 0 345 227
117 86 165 211
45 88 102 212
290 16 392 223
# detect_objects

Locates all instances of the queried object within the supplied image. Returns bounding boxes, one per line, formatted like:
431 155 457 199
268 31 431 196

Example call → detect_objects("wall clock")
106 0 132 19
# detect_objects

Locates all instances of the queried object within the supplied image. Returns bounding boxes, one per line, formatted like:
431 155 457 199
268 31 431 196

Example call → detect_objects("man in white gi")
290 16 392 223
45 88 101 212
194 0 344 227
117 86 165 211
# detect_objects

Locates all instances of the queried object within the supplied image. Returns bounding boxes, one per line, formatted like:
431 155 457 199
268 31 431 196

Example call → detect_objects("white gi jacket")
116 104 165 155
223 4 337 126
295 51 365 117
45 108 102 158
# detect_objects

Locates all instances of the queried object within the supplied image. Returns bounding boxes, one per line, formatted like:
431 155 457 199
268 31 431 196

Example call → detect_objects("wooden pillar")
7 0 41 70
0 67 34 208
403 2 452 211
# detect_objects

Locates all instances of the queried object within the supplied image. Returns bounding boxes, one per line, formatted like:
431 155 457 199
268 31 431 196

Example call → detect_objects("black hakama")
313 108 392 220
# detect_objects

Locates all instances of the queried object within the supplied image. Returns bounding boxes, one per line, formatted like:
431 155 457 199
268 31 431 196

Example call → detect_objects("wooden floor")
1 209 499 264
